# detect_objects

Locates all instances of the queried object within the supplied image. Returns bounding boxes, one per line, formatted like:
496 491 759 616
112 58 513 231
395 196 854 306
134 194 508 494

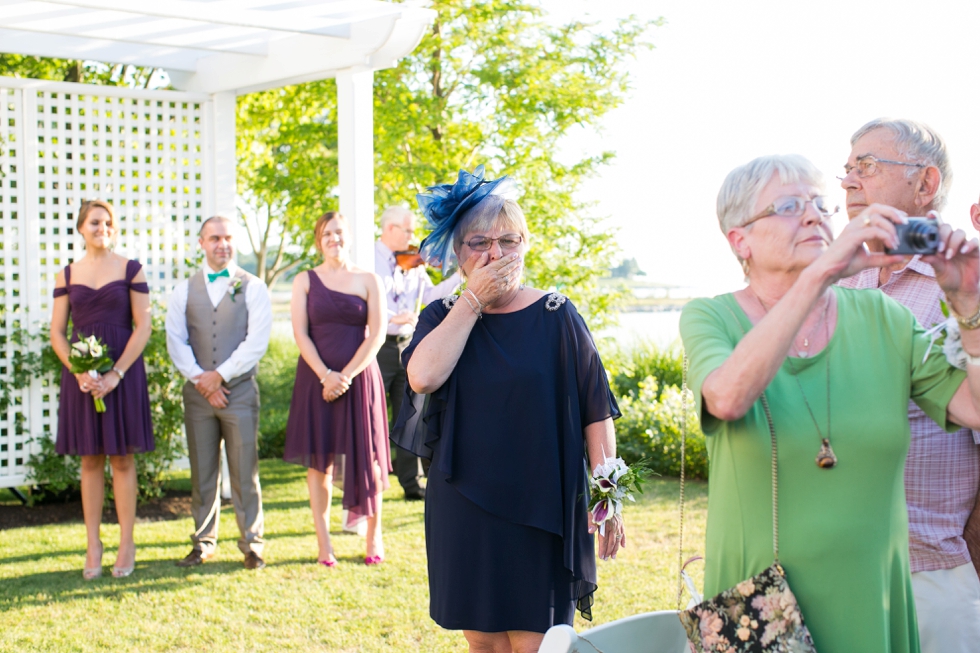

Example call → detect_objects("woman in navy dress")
50 199 154 579
283 212 391 566
393 167 624 653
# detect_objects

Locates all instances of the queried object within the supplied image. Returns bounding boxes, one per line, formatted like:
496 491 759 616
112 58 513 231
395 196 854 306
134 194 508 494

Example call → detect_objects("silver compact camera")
885 217 939 255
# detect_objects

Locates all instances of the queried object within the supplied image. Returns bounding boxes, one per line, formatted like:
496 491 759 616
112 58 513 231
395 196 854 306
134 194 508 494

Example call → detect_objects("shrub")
600 340 707 479
615 376 706 479
601 338 684 401
256 334 299 460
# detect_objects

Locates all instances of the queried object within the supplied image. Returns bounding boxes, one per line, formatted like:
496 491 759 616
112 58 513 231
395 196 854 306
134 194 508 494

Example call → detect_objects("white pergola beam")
0 1 434 93
0 0 382 37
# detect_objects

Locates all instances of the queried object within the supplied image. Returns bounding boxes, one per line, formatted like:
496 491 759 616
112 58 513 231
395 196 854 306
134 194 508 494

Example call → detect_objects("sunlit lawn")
0 460 706 652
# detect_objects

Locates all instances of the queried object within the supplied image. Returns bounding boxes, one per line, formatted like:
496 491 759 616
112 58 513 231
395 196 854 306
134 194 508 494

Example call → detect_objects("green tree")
237 0 657 326
235 82 338 286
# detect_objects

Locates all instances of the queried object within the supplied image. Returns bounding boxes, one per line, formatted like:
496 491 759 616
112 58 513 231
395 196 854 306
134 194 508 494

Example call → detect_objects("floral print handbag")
676 354 817 652
678 562 816 652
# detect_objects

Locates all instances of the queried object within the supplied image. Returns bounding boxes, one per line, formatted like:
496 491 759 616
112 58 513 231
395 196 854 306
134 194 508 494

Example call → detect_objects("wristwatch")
112 366 125 380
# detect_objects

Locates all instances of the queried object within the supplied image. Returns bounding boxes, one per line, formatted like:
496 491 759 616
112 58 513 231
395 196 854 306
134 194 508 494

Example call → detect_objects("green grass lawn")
0 460 706 652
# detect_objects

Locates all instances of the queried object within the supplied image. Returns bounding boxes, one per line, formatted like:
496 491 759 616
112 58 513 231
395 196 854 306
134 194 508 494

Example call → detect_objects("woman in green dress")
680 154 980 652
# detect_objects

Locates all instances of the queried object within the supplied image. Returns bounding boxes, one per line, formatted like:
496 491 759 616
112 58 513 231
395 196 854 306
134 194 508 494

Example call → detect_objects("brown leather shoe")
175 549 213 568
243 551 265 570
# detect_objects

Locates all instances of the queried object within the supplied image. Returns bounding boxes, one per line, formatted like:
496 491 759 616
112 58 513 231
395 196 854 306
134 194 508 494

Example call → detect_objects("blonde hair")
452 197 530 256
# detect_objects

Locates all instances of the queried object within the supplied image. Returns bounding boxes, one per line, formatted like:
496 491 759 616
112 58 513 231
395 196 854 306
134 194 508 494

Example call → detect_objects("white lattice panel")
0 84 29 483
0 77 215 487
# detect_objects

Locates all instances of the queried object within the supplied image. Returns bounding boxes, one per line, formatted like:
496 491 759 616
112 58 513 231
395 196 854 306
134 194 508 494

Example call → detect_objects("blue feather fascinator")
416 165 516 274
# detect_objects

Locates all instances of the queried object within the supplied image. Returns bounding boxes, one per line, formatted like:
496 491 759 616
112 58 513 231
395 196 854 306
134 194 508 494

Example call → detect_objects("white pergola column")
336 68 375 267
208 91 238 220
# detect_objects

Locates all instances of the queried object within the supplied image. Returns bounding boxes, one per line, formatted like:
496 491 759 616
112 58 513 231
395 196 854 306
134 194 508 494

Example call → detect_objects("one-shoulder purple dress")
54 259 154 456
283 271 391 522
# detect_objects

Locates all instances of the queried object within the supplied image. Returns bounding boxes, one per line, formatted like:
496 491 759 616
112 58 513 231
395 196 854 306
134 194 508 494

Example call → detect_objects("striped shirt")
840 257 980 573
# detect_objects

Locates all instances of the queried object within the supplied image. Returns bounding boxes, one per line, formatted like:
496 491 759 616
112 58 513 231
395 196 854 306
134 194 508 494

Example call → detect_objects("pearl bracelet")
319 369 332 384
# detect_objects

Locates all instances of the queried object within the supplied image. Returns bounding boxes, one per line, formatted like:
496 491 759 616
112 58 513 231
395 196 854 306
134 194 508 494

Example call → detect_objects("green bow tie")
207 269 230 283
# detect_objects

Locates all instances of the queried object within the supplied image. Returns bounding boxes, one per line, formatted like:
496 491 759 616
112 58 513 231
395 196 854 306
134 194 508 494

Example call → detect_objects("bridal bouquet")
588 455 649 536
69 335 114 413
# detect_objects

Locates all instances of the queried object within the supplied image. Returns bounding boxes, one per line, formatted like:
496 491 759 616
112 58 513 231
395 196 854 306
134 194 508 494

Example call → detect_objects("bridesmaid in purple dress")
49 199 154 580
283 211 391 566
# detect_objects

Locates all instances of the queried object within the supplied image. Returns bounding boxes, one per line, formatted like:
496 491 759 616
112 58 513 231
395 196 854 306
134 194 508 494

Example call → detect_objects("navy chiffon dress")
394 292 620 633
54 259 154 456
283 271 392 523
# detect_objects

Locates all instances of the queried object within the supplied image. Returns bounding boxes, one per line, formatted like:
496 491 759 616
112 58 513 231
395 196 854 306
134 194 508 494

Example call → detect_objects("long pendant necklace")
748 287 838 469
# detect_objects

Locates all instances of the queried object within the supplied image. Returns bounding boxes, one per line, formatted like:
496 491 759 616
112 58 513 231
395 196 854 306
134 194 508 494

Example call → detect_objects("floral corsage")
227 277 243 302
924 300 968 370
588 455 649 536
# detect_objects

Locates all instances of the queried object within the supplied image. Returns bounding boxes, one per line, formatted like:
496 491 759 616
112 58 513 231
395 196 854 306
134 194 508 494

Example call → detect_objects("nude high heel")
83 541 103 580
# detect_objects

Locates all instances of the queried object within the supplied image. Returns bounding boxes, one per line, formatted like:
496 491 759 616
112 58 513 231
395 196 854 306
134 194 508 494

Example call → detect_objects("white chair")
539 610 689 653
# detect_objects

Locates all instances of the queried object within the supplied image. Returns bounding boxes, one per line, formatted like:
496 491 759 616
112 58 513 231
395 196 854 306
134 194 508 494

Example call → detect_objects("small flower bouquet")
588 455 649 536
227 276 243 302
68 335 114 413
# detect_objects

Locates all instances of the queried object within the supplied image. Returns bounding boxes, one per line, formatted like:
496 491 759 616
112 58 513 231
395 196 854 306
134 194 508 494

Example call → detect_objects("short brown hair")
198 215 233 237
313 211 346 254
76 199 115 231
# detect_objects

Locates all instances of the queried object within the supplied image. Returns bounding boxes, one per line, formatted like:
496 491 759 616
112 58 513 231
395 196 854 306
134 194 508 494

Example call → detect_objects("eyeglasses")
838 155 926 180
745 196 838 226
392 224 416 237
464 234 523 251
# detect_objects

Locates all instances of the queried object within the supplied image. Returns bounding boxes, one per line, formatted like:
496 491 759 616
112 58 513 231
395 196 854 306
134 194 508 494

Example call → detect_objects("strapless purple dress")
283 271 391 522
53 259 154 456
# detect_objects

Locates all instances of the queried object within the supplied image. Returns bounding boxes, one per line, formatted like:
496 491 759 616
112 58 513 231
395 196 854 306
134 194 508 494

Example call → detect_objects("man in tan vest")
165 216 272 569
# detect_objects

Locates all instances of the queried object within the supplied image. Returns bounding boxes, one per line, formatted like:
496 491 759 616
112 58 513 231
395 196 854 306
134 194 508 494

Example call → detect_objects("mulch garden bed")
0 489 216 530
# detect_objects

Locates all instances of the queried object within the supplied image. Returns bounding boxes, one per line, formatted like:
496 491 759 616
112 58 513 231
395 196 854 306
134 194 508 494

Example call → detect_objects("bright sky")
549 0 980 297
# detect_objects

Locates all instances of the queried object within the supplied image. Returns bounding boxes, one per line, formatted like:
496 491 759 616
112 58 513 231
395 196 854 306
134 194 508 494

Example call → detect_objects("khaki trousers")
912 562 980 653
183 378 264 555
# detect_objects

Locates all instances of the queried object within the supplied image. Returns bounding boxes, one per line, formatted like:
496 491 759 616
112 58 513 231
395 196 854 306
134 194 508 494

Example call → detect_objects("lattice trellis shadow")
0 78 216 488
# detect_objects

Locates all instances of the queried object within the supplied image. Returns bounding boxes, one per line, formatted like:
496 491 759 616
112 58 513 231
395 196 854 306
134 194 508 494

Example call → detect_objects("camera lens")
907 220 939 251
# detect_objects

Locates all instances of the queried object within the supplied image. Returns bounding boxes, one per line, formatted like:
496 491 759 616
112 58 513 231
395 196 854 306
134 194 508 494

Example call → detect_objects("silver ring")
863 216 872 226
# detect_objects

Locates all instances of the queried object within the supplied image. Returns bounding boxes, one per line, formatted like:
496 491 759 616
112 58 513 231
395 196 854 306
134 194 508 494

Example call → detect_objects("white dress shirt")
374 240 460 336
165 261 273 383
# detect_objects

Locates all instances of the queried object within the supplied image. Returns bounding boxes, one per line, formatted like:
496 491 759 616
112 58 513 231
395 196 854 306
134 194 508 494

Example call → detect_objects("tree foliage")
237 0 657 326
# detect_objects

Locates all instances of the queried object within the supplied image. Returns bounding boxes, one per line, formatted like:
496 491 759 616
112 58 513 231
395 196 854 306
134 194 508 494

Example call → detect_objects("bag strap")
677 301 781 609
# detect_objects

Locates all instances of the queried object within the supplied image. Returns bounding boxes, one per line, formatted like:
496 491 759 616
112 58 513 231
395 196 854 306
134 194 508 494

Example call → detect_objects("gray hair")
717 154 825 234
380 205 414 229
452 196 530 256
850 118 951 211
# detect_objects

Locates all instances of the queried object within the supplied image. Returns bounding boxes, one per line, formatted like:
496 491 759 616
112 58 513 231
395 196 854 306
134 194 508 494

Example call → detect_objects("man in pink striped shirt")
838 118 980 652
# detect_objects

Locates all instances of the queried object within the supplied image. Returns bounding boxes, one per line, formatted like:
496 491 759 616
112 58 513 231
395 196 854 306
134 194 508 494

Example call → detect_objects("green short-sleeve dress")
679 286 966 653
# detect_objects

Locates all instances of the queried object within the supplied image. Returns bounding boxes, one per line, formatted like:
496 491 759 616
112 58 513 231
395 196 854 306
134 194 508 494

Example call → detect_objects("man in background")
374 206 459 500
838 118 980 651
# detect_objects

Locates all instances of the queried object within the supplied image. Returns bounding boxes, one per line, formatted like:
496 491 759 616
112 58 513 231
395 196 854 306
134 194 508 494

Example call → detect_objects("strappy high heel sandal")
83 541 103 580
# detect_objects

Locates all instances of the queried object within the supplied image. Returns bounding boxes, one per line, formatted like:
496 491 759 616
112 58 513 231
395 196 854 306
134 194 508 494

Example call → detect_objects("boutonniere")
227 276 243 302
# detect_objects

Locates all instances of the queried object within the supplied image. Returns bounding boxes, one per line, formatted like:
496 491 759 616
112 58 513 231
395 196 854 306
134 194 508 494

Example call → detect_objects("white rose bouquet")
68 334 114 413
588 454 649 536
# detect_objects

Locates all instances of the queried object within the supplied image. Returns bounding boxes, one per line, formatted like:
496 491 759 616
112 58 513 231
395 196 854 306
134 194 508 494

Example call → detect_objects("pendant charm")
815 438 837 469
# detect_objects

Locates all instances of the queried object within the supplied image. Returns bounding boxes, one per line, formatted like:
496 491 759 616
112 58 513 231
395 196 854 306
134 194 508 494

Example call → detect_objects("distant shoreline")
618 303 687 313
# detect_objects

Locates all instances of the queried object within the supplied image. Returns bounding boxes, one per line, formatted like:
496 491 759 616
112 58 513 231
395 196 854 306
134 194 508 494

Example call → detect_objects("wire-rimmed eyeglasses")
837 155 926 181
744 196 838 227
